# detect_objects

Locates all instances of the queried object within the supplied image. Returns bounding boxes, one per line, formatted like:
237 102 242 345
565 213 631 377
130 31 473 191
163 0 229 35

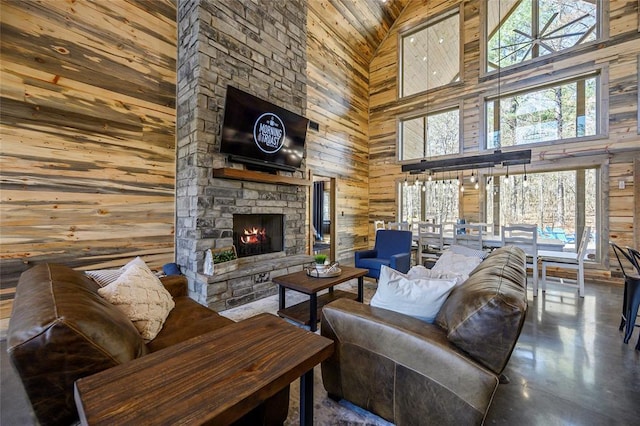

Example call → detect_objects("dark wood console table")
74 314 333 426
274 266 368 332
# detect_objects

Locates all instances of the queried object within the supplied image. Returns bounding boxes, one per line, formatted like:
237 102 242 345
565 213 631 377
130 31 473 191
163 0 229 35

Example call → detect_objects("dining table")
413 232 566 252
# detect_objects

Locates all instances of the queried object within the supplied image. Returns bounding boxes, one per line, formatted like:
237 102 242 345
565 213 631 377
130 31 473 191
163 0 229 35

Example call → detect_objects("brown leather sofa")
7 263 289 426
321 246 528 425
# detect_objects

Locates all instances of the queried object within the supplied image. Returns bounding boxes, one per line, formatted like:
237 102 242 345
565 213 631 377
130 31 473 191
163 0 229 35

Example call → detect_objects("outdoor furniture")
502 224 539 295
539 226 591 297
355 229 413 279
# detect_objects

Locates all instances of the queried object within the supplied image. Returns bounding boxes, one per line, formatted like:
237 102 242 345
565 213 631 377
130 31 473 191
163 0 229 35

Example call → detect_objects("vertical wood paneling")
307 1 383 262
0 0 177 324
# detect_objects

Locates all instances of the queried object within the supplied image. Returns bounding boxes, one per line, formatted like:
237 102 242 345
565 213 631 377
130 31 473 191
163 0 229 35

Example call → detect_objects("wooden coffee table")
74 313 334 426
274 265 368 332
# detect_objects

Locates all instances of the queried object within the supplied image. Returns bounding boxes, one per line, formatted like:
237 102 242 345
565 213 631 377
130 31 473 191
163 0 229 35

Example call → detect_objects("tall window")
399 180 459 225
400 11 460 98
487 0 599 72
400 108 460 161
486 168 598 259
486 75 598 148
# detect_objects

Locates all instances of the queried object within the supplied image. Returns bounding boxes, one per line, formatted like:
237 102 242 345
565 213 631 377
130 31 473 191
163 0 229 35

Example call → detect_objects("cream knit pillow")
98 261 175 341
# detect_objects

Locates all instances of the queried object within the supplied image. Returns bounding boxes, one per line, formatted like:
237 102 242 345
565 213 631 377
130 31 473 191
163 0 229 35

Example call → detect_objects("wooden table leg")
300 369 314 426
309 293 318 332
357 277 364 303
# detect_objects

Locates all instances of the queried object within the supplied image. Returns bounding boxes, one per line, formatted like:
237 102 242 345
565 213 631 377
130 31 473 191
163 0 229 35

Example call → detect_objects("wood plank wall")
306 2 372 262
368 0 640 282
0 0 177 326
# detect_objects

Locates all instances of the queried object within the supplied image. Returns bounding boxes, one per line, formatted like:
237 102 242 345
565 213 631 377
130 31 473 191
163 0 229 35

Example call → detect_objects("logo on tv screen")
253 113 286 154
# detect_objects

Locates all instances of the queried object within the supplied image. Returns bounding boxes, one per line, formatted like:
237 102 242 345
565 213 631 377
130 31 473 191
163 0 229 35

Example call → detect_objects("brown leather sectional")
6 263 289 426
320 245 528 425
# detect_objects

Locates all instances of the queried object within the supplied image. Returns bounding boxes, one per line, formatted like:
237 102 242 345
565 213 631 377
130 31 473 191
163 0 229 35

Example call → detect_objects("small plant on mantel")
212 249 237 264
204 246 238 276
314 254 328 265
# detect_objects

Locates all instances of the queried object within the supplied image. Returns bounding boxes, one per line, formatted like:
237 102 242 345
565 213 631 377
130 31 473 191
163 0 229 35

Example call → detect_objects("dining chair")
502 224 538 294
453 223 483 250
539 226 590 297
388 221 409 231
373 220 385 233
623 245 640 350
417 222 444 267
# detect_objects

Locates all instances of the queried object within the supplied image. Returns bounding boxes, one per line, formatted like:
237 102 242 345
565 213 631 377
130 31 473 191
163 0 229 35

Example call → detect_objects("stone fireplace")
175 0 311 311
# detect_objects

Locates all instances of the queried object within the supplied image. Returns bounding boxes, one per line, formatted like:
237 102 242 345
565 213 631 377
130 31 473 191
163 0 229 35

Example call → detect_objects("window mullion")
532 0 540 59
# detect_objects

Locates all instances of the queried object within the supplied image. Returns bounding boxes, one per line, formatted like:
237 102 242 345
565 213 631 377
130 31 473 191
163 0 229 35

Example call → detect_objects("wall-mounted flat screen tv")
220 86 309 172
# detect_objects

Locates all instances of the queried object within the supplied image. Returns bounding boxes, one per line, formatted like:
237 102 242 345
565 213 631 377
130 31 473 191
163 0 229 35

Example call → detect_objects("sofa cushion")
435 246 528 375
147 297 234 352
98 261 175 341
7 264 148 426
371 266 456 323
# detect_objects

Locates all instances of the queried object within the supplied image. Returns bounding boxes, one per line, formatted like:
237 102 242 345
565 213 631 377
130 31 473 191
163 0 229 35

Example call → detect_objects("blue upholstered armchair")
355 229 413 279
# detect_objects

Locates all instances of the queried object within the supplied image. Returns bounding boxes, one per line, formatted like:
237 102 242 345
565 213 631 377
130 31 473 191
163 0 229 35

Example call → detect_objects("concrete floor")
2 279 639 425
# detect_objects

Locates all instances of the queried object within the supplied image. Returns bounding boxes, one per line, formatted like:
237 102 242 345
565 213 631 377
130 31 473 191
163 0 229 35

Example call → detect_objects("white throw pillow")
370 265 456 323
407 265 468 286
449 244 487 259
432 250 483 282
98 260 175 341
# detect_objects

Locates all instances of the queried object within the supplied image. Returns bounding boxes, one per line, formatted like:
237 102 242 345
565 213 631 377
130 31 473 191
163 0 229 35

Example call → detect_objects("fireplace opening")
233 214 284 258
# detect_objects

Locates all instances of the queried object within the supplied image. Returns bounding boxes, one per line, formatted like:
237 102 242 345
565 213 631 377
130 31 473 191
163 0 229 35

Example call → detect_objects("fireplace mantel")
213 168 312 186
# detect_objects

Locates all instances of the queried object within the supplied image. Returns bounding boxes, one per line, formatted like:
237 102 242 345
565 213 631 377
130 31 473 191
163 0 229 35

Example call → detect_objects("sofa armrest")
321 298 498 425
389 252 411 273
160 275 188 298
354 249 376 262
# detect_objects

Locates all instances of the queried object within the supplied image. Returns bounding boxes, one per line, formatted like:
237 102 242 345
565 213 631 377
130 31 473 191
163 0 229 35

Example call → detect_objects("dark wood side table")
74 313 334 426
274 266 368 333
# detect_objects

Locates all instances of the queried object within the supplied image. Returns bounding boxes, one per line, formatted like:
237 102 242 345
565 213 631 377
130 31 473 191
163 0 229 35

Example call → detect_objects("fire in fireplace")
233 214 284 258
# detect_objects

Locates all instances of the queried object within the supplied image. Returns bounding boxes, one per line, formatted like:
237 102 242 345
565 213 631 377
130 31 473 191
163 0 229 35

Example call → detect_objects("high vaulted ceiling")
309 0 411 64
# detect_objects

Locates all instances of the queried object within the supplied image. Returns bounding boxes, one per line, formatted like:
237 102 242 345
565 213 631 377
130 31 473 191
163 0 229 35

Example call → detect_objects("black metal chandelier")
401 149 531 174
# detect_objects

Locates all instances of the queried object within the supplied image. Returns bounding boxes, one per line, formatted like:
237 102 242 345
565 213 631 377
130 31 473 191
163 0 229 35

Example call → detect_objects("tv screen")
220 86 309 171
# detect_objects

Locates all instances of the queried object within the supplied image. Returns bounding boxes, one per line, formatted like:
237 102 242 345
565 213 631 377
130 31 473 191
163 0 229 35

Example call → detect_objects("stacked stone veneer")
176 0 309 311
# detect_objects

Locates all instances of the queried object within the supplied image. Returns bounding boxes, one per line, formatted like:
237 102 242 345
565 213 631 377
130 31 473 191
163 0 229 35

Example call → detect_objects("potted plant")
314 254 328 271
204 246 238 276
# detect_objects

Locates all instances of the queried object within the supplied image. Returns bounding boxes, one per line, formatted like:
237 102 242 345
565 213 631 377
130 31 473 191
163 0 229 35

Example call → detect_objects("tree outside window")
399 179 459 225
400 108 460 161
486 168 598 258
486 75 597 148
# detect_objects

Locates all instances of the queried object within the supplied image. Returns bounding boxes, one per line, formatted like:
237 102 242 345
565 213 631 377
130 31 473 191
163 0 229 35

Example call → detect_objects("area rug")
220 279 392 426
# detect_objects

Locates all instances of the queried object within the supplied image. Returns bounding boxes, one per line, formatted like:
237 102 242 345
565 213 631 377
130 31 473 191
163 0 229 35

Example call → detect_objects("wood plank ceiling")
312 0 411 64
